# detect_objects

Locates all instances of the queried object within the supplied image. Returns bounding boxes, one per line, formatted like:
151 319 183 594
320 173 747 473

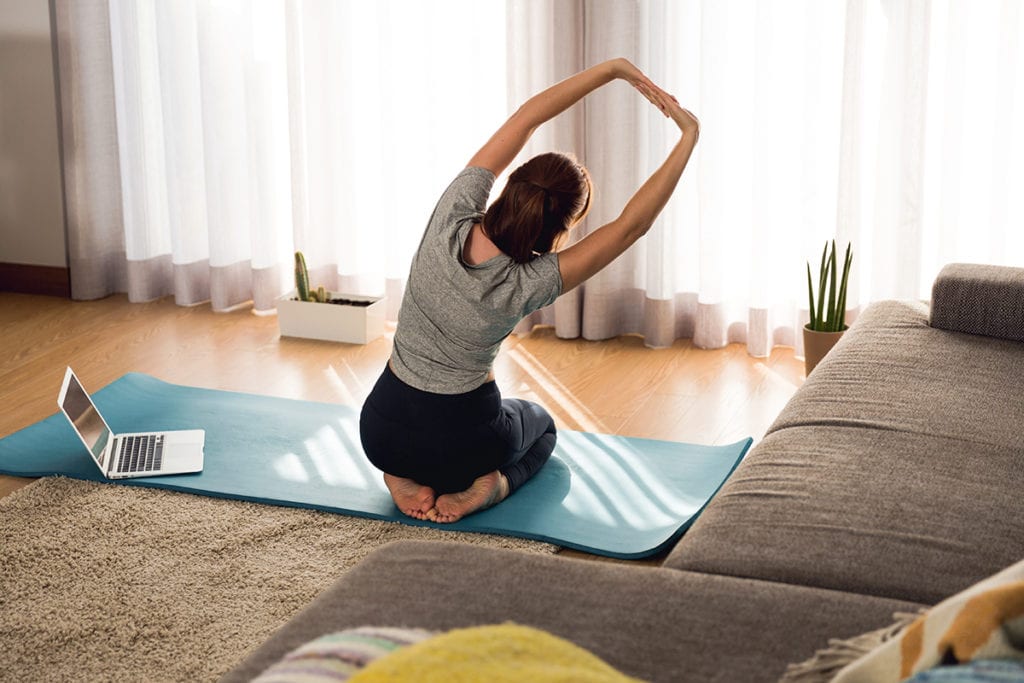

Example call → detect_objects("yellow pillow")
350 623 645 683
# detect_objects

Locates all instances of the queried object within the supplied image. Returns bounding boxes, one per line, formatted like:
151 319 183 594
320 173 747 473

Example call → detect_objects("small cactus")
317 285 327 303
295 251 311 302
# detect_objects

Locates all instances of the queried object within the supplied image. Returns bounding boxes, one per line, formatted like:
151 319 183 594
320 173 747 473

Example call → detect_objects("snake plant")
806 241 852 332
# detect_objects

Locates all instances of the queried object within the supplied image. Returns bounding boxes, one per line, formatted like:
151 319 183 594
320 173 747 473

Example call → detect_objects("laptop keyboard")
115 434 165 473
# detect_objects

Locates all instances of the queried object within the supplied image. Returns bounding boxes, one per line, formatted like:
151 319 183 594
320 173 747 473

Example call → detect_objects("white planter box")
275 289 385 344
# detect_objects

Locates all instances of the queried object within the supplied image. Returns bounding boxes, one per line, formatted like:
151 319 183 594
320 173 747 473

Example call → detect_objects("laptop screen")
60 371 112 471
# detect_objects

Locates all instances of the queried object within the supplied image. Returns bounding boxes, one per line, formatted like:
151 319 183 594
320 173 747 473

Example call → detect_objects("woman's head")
483 152 592 263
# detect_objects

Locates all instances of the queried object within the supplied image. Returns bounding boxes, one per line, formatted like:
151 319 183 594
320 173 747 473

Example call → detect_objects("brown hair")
482 152 592 263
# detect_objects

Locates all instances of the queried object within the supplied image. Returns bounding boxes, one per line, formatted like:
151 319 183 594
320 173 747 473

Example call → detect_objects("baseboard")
0 262 71 297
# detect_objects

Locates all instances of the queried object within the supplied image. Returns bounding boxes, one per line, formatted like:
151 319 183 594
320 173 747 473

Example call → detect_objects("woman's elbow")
616 212 654 243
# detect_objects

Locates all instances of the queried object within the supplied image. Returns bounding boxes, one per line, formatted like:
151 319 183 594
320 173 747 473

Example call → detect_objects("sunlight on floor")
325 362 365 405
273 452 309 483
760 359 803 391
559 437 684 528
305 424 368 488
507 346 605 433
560 478 617 526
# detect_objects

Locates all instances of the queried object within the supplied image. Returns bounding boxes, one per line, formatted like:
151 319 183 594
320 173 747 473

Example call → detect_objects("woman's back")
389 167 562 395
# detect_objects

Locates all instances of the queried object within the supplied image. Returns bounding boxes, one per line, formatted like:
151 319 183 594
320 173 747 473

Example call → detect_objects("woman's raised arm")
557 89 699 293
468 58 662 177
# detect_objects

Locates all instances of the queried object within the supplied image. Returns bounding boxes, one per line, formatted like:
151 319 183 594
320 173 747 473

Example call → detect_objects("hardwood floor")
0 292 805 508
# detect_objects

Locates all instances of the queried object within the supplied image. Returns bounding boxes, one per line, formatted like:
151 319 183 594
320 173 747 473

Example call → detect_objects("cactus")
295 251 312 302
293 251 332 303
806 240 853 332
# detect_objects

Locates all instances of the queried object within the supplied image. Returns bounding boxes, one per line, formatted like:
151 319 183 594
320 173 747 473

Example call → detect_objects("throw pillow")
902 659 1024 682
349 622 644 683
252 626 436 682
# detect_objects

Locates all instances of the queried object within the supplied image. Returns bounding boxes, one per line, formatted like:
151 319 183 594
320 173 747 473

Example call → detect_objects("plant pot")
276 289 385 344
802 325 847 376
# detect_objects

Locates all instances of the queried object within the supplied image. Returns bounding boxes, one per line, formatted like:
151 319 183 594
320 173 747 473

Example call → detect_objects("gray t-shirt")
390 166 563 394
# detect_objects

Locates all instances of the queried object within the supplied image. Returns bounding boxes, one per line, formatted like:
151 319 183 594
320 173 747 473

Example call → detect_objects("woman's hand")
666 99 700 138
643 82 700 139
607 59 699 137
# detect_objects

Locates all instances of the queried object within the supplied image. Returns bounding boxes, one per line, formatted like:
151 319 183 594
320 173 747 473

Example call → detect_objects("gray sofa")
222 263 1024 683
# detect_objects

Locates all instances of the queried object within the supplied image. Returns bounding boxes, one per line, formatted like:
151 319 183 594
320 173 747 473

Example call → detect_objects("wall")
0 0 66 273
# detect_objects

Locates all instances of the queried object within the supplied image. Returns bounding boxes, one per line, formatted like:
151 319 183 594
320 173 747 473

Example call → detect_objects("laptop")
57 367 205 479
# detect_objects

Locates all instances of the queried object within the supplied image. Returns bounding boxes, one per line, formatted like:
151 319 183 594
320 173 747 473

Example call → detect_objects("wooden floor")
0 292 806 514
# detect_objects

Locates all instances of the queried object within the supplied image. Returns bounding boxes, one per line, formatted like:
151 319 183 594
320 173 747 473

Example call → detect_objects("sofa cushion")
664 426 1023 604
930 263 1024 342
775 300 1024 451
219 540 924 683
779 611 921 683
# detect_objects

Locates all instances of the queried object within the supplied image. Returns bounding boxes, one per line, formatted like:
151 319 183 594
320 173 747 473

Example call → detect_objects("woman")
359 58 699 523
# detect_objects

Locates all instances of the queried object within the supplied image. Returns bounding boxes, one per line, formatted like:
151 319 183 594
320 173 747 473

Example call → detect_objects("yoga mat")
0 373 750 559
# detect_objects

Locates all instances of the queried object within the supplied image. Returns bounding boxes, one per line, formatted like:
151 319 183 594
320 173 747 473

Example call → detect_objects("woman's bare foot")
383 473 437 521
433 471 509 524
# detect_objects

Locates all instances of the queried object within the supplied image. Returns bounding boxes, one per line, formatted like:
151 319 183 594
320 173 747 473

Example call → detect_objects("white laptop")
57 367 205 479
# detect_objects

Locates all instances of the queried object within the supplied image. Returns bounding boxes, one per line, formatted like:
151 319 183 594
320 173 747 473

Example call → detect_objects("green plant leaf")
807 262 817 330
826 241 837 331
837 243 853 329
816 242 827 330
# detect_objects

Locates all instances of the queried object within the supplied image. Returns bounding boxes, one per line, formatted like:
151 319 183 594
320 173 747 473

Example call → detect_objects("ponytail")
482 152 592 264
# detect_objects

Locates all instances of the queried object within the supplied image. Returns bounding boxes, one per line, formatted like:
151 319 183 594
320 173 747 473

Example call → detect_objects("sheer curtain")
511 0 1024 355
54 0 506 313
55 1 1023 355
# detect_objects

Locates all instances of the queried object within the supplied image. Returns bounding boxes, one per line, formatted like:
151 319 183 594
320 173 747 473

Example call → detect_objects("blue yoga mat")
0 373 749 559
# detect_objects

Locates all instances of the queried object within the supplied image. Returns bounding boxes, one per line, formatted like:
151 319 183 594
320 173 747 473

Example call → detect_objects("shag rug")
0 476 557 682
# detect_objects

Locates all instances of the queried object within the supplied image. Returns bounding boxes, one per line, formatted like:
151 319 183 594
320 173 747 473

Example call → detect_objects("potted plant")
275 251 385 344
803 240 853 376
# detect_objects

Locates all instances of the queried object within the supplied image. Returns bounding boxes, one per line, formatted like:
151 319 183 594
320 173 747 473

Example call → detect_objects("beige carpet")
0 476 557 682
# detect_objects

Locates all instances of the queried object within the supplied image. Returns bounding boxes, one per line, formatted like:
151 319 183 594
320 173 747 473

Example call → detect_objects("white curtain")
56 0 506 313
511 0 1024 355
56 1 1023 355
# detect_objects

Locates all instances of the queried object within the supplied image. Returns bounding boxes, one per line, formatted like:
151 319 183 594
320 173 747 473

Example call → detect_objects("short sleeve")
431 167 495 232
517 252 563 315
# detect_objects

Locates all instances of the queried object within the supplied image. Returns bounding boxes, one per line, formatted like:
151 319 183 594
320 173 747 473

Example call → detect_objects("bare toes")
383 474 437 519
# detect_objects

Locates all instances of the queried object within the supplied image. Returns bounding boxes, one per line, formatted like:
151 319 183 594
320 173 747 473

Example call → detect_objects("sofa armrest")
929 263 1024 341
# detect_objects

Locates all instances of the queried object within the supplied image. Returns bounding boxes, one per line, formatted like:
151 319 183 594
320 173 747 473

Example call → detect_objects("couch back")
663 299 1024 605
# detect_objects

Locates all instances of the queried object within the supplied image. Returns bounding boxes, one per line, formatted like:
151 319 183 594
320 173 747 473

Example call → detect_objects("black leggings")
359 365 556 495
